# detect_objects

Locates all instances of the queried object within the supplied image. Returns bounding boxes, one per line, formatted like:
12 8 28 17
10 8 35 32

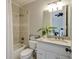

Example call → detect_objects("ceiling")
12 0 36 7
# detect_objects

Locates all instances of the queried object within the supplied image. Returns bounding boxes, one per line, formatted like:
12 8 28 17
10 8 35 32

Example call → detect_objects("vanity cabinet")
36 41 71 59
60 55 71 59
37 49 46 59
46 51 59 59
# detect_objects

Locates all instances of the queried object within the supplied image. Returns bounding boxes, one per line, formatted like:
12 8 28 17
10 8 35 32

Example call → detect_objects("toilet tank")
29 40 37 50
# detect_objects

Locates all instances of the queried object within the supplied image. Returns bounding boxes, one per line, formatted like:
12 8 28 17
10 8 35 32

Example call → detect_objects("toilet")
20 40 37 59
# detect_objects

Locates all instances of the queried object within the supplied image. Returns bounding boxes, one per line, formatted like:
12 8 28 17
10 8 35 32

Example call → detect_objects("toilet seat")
21 48 33 56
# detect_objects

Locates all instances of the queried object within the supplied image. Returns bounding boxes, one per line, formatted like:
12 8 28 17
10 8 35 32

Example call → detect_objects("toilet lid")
21 48 33 56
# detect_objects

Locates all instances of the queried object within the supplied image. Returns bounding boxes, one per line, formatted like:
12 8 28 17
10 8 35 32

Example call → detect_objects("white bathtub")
14 43 26 59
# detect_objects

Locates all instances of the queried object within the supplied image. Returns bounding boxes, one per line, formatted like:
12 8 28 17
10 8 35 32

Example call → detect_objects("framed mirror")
43 4 71 38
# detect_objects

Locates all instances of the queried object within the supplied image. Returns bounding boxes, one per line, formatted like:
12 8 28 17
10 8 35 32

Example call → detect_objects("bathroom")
7 0 72 59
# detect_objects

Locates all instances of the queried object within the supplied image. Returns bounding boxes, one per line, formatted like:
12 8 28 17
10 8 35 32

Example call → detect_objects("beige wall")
23 0 57 35
12 4 20 44
62 0 72 38
68 3 72 38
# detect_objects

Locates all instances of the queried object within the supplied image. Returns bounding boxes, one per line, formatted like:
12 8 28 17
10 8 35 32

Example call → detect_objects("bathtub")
14 43 26 59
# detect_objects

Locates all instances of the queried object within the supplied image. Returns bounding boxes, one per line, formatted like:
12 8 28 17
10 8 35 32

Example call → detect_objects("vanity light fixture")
47 0 65 12
47 4 53 12
57 1 65 10
48 3 57 12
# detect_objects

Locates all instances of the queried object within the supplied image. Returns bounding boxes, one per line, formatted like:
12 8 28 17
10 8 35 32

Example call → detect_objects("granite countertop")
37 37 71 47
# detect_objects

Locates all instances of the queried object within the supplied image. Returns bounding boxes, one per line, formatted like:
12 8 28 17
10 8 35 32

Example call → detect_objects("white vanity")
36 38 71 59
36 0 72 59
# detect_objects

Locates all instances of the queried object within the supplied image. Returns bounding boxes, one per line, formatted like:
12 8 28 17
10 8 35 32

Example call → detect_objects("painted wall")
23 0 57 35
62 0 72 37
68 3 72 38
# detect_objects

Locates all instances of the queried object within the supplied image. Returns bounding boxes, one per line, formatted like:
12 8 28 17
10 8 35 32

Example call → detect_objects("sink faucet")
54 36 65 40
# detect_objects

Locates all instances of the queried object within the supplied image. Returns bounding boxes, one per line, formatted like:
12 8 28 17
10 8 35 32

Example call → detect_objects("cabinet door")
37 53 45 59
60 55 71 59
46 51 60 59
37 50 46 59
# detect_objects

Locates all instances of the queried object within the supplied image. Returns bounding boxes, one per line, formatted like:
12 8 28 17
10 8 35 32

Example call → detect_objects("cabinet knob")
65 48 72 53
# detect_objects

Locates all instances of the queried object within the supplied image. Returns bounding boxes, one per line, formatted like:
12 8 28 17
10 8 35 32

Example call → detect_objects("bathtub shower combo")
14 43 26 59
13 39 37 59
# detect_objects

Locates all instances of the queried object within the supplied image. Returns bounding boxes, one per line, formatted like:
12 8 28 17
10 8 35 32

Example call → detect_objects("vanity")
36 0 72 59
36 38 71 59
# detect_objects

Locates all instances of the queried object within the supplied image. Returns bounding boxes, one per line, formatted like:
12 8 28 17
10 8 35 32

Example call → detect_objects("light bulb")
52 3 57 11
57 1 65 10
48 4 53 12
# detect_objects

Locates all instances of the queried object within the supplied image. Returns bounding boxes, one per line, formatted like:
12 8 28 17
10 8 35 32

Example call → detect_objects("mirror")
43 4 71 38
